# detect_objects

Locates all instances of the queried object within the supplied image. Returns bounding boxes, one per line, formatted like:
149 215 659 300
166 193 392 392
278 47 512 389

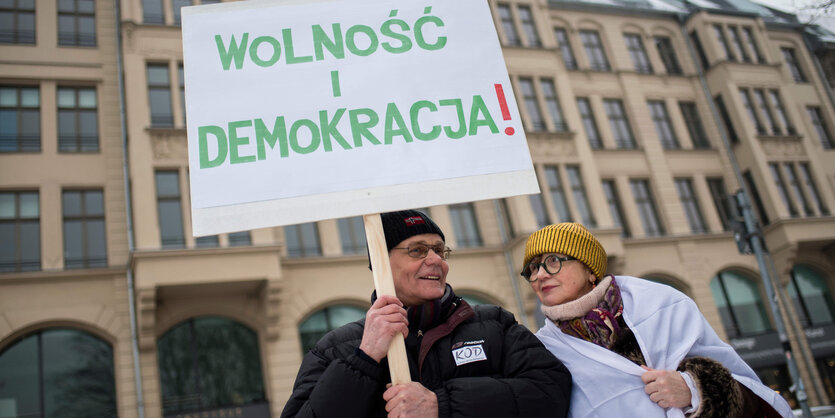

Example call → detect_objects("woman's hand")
641 365 692 409
358 295 409 362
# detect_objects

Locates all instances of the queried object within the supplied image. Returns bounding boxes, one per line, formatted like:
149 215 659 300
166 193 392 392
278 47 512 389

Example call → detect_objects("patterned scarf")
553 277 625 349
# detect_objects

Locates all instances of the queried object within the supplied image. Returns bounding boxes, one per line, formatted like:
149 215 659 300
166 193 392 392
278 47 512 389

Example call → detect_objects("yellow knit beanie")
522 223 607 279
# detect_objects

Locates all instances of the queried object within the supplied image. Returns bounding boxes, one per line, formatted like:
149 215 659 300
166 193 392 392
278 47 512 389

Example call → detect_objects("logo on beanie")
404 216 425 226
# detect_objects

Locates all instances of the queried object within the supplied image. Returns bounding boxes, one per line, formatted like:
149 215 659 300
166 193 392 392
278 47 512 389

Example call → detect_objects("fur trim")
541 276 613 320
677 357 743 418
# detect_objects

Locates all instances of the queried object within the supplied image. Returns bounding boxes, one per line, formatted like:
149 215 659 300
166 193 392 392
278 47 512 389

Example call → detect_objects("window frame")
648 100 679 149
0 190 41 272
0 0 36 44
57 0 96 47
0 85 41 152
624 33 653 74
630 179 665 236
449 202 483 248
62 189 107 269
554 27 577 70
654 35 682 75
579 30 610 71
603 98 636 149
57 86 99 152
675 178 708 233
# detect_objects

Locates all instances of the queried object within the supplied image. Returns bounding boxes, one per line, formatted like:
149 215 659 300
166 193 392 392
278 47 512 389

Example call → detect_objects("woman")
523 222 792 418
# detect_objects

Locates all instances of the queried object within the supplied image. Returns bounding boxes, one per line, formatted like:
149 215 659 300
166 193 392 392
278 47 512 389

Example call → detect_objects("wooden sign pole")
363 213 412 385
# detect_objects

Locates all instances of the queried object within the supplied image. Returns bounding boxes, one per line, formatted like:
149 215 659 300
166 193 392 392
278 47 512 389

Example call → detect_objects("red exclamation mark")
495 83 514 136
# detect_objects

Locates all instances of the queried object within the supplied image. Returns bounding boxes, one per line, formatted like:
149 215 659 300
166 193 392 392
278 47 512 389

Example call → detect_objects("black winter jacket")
281 301 571 418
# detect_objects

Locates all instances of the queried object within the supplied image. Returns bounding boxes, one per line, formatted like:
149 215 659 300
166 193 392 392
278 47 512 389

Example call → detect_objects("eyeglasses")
392 243 452 260
521 255 577 282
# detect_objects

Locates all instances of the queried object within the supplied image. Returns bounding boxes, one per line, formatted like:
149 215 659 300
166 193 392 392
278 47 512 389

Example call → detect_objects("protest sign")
182 0 538 236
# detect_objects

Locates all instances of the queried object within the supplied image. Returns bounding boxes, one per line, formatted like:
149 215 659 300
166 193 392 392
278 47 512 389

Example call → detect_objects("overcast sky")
751 0 835 31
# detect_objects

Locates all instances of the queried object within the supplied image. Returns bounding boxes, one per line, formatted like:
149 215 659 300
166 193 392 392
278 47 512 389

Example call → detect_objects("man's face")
389 233 449 306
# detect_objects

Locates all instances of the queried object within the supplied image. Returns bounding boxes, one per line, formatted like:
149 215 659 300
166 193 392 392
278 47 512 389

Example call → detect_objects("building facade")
1 0 834 416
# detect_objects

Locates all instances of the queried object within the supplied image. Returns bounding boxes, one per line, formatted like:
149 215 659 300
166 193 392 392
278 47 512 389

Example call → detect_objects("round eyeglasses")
392 243 452 260
521 255 577 282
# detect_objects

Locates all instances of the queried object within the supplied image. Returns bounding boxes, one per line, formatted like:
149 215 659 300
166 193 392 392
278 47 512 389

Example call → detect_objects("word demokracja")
197 96 500 168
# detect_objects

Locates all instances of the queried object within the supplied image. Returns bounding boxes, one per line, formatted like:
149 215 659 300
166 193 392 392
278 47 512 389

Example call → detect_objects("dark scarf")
371 284 459 333
555 278 625 349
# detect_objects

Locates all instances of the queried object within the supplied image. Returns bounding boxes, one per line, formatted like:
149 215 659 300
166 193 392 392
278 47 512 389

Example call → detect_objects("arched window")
787 265 835 327
299 305 365 353
157 317 267 415
644 276 687 294
459 294 491 306
710 270 772 337
0 328 117 418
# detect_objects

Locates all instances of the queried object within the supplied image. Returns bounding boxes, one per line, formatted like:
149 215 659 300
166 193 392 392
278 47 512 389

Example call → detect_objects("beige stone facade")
1 0 834 416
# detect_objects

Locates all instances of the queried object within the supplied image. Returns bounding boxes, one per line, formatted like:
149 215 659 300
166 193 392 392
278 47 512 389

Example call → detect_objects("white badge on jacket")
451 340 487 366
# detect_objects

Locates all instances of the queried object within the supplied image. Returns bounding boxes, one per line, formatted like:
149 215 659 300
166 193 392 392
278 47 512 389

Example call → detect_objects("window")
530 193 549 228
0 86 40 152
807 106 833 149
781 47 807 82
518 78 545 131
540 78 567 132
147 64 173 127
157 317 268 416
743 170 769 225
577 97 602 149
769 163 798 216
742 28 764 63
566 166 595 227
788 265 835 327
799 163 828 215
580 30 609 71
707 177 732 231
338 216 367 255
497 4 520 46
711 270 772 337
753 89 777 135
769 90 793 134
648 100 679 149
679 102 709 148
142 0 164 24
299 305 366 353
739 88 765 135
602 180 629 237
62 189 106 269
604 99 636 148
624 33 652 73
0 328 117 418
784 163 813 216
0 191 40 272
727 26 749 62
178 63 186 124
155 170 185 248
172 0 191 26
285 222 321 257
675 178 707 233
449 203 482 248
654 36 682 75
195 234 218 248
228 231 251 246
497 198 515 239
554 28 577 70
517 5 540 47
630 179 664 236
58 0 95 46
715 95 738 143
690 31 709 70
57 86 98 152
545 166 571 222
714 25 734 61
0 0 35 44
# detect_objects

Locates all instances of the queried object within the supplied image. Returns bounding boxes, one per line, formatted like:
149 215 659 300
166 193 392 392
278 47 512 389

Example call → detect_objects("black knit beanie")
381 210 445 251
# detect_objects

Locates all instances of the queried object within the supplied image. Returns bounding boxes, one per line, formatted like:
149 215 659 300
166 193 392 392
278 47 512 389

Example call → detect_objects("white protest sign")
182 0 538 236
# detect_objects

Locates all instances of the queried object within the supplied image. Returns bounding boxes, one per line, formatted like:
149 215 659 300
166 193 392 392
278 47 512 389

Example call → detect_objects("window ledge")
756 133 802 142
526 130 575 140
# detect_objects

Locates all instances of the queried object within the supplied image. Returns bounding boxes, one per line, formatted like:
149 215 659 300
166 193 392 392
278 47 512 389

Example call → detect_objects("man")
281 210 571 418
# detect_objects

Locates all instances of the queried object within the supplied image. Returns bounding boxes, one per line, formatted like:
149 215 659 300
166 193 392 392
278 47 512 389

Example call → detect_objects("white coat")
535 276 793 418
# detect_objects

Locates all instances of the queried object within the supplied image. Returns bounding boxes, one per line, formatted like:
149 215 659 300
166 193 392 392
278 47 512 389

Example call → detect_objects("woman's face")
528 253 596 307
